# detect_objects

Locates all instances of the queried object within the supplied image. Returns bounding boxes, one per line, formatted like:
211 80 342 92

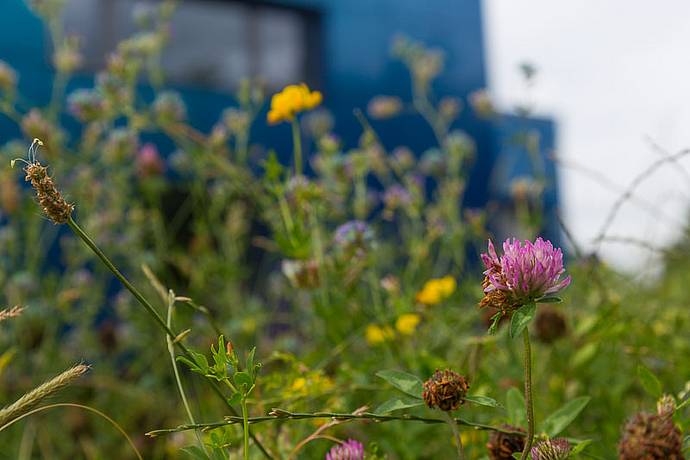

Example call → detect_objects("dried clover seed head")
422 368 469 412
618 411 683 459
486 424 526 460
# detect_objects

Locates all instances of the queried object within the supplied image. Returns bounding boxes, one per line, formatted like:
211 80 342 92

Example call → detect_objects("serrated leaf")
375 395 425 414
637 365 662 398
510 303 536 338
464 395 500 408
541 396 590 437
506 387 526 427
536 296 562 303
376 370 424 399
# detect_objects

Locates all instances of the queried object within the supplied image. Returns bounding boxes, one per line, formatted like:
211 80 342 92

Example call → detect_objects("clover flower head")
334 220 374 251
480 238 570 312
531 438 571 460
267 83 322 125
325 439 364 460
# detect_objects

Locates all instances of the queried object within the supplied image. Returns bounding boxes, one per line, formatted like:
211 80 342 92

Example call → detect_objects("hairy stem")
520 328 535 459
146 409 528 437
444 411 465 460
241 398 250 460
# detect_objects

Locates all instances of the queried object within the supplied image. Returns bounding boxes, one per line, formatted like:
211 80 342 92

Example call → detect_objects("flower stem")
444 411 465 460
241 398 250 460
520 327 535 459
291 118 303 176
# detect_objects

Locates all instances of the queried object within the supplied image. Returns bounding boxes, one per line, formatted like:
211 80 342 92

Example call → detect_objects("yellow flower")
267 83 322 124
395 313 421 335
415 275 456 305
365 324 394 345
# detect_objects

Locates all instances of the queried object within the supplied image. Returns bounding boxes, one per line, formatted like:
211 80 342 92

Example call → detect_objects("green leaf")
570 439 592 455
376 370 424 399
234 371 252 389
637 365 662 398
464 395 500 408
541 396 591 437
510 303 536 338
181 446 209 460
506 387 526 427
536 296 562 303
488 311 503 335
375 395 425 414
227 392 242 406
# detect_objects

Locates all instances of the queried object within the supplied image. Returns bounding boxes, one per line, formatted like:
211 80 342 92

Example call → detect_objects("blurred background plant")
0 0 688 459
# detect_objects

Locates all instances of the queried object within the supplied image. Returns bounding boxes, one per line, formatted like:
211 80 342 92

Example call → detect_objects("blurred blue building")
0 0 559 240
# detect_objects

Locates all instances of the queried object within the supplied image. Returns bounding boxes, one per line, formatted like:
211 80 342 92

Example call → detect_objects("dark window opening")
59 0 321 92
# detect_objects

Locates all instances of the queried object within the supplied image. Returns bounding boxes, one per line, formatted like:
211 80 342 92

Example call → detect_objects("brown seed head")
486 424 526 460
422 368 469 412
24 162 74 224
618 411 683 459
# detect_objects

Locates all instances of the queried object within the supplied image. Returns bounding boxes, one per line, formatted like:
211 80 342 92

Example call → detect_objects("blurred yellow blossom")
267 83 322 124
365 324 395 345
395 313 421 335
416 275 456 305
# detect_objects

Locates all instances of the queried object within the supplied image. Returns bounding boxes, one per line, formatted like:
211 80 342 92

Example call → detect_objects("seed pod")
618 411 683 459
486 424 526 460
422 369 469 412
24 162 74 224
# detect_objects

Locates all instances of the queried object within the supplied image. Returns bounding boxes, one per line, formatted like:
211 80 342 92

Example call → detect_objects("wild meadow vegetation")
0 1 688 459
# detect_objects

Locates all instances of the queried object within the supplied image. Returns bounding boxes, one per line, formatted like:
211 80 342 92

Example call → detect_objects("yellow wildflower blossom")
415 275 456 305
365 324 395 345
395 313 421 335
267 83 322 124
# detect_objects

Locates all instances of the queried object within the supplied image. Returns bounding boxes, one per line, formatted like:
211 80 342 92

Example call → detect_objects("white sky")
483 0 690 272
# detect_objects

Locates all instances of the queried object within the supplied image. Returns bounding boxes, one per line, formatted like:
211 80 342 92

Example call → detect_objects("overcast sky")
483 1 690 273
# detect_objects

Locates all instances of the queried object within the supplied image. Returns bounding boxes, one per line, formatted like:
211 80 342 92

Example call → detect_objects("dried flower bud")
439 96 462 120
656 394 676 418
281 259 320 289
136 143 165 178
618 411 683 459
53 36 83 74
469 89 495 119
486 424 526 460
531 438 571 460
153 91 186 126
67 89 109 123
367 95 403 119
24 161 74 224
535 306 567 344
0 60 17 93
422 369 469 411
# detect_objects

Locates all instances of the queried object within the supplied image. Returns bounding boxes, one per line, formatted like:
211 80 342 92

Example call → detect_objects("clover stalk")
520 327 535 459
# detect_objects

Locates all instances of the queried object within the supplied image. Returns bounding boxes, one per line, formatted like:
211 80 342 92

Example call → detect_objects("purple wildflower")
480 238 570 311
530 438 571 460
334 220 374 250
136 143 165 178
325 439 364 460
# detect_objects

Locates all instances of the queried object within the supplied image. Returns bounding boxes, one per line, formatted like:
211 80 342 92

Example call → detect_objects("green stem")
444 411 464 460
166 291 205 455
520 328 535 459
291 119 303 176
65 217 274 460
241 398 250 460
146 410 528 437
